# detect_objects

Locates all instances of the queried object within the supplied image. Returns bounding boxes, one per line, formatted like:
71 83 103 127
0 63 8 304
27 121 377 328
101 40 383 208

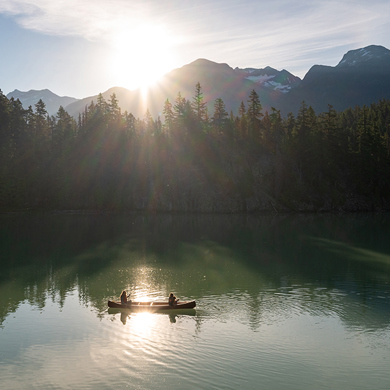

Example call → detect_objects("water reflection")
107 308 196 326
0 213 389 332
120 311 128 325
308 236 390 266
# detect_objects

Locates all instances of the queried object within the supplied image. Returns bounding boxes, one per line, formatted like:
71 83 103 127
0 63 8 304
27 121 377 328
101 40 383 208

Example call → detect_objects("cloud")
1 0 389 78
2 1 386 42
176 0 390 75
0 0 156 40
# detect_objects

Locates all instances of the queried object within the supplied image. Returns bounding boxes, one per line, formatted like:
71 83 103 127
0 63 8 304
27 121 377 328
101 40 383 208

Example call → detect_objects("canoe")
107 307 196 317
107 300 196 310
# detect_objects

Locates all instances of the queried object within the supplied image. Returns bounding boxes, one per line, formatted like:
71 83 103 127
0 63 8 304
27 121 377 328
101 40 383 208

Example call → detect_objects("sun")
110 24 178 91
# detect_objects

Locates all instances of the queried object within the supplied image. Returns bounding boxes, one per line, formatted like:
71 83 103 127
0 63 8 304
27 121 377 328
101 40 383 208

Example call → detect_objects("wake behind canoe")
107 300 196 310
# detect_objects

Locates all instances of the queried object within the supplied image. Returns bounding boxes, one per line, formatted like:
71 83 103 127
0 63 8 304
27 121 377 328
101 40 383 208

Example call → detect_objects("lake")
0 212 389 389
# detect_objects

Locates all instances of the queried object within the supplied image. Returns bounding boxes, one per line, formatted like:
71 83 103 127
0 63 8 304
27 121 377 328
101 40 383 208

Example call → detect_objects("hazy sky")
0 0 389 98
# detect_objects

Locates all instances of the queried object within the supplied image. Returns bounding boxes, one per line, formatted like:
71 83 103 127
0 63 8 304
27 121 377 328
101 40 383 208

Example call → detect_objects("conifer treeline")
1 83 390 211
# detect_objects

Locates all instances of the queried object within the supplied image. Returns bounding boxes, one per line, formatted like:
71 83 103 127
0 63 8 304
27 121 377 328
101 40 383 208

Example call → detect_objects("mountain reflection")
0 213 389 331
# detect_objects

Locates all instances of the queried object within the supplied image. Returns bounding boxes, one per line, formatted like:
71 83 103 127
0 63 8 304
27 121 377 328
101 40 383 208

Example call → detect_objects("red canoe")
107 300 196 310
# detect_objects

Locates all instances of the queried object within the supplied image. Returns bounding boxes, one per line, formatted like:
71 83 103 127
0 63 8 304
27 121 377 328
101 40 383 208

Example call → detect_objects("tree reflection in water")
0 213 389 332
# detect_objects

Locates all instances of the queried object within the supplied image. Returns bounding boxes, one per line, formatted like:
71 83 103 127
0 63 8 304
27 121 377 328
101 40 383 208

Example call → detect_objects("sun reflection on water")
130 312 155 334
128 266 168 302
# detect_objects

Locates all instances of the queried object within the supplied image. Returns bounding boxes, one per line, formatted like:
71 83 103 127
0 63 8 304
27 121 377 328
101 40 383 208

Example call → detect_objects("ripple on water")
97 309 205 384
90 284 390 390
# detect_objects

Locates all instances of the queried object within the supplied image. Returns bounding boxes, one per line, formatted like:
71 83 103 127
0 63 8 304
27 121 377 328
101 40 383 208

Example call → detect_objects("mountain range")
6 44 390 118
7 89 78 116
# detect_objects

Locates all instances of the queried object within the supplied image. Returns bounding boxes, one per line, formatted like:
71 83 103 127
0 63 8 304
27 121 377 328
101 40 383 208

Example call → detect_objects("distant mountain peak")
6 89 79 115
190 58 219 66
235 66 301 93
186 58 234 73
337 45 390 67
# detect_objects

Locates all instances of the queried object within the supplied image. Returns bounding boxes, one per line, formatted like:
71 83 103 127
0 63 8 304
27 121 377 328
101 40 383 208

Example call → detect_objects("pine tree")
97 93 108 115
9 98 28 155
108 93 121 126
212 97 228 133
124 112 136 139
270 107 284 153
54 106 76 157
262 111 272 149
291 101 312 181
144 109 154 135
0 90 11 198
173 92 187 122
247 90 263 140
238 101 247 139
191 82 207 122
162 99 174 134
33 99 51 160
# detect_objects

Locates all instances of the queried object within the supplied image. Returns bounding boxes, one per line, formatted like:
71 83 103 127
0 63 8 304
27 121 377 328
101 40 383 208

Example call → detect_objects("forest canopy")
1 84 390 212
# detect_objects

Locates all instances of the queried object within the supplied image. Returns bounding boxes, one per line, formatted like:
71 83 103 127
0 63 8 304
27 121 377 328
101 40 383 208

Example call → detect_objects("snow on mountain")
235 66 301 93
337 45 390 68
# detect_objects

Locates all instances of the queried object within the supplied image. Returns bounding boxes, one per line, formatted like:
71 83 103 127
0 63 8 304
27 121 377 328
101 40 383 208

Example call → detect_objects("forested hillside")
1 83 390 213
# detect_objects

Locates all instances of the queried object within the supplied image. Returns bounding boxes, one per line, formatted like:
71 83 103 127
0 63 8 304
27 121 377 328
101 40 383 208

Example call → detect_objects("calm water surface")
0 213 389 389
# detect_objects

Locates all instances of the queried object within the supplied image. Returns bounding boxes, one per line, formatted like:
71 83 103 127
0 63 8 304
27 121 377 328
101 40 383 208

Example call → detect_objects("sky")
0 0 389 99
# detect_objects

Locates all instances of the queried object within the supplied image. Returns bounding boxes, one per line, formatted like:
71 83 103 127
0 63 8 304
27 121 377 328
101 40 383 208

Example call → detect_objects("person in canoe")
120 290 131 305
168 292 178 307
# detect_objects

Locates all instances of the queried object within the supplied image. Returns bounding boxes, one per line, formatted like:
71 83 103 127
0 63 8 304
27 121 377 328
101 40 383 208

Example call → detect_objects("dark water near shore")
0 212 390 389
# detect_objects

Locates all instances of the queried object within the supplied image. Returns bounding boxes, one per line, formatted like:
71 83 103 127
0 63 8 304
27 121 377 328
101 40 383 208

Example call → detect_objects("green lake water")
0 212 389 389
